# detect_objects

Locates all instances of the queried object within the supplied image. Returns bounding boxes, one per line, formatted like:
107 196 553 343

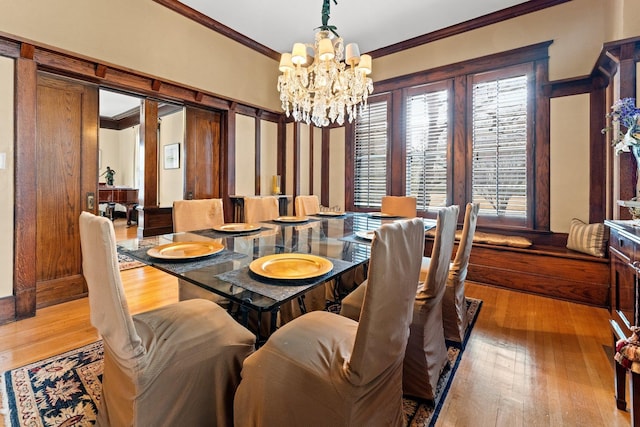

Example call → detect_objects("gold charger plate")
273 216 308 223
147 241 224 260
213 223 261 233
249 253 333 280
316 211 345 217
355 230 375 240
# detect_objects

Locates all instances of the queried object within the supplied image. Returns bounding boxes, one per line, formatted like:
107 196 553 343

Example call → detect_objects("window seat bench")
423 231 610 307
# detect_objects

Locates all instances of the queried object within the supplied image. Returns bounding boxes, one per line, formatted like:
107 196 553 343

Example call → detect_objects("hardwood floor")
0 219 631 425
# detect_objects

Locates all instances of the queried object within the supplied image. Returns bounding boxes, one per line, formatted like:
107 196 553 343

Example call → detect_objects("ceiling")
179 0 530 54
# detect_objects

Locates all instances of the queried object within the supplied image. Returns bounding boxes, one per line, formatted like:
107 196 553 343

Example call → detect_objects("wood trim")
543 76 593 98
293 122 300 199
389 89 403 196
140 100 159 208
14 58 37 319
344 122 355 210
321 128 330 207
223 107 236 223
277 118 286 196
152 0 280 60
374 41 552 94
369 0 570 58
590 87 607 224
534 58 551 230
255 113 262 195
309 126 314 195
452 76 467 211
0 295 16 325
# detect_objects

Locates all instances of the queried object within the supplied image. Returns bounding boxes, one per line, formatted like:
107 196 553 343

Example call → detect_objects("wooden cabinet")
607 220 640 335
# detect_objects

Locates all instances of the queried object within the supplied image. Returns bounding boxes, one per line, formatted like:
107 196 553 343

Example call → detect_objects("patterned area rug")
117 252 145 271
0 298 481 427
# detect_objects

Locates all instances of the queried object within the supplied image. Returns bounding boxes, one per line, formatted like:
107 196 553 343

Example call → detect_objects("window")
346 43 548 230
470 65 532 224
405 84 451 211
353 96 389 208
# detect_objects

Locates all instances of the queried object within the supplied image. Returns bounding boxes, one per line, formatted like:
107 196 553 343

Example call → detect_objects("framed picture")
164 143 180 169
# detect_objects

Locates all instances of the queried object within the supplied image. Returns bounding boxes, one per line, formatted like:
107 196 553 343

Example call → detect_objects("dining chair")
381 195 417 217
340 205 459 400
79 212 255 427
294 194 320 216
244 196 280 223
421 202 479 343
234 218 425 426
172 198 224 232
172 198 228 303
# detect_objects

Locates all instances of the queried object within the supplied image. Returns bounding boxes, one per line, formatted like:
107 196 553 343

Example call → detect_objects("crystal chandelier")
277 0 373 127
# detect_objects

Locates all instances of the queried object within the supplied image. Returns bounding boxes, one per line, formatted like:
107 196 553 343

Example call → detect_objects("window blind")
471 74 528 218
354 100 388 208
405 89 449 211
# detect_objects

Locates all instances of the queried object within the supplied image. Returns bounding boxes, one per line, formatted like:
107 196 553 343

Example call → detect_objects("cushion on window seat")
425 229 533 248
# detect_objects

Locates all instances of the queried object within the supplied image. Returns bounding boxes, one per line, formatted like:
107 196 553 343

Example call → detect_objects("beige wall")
0 56 13 297
550 95 590 231
235 114 256 196
0 0 281 112
99 128 137 189
159 109 185 207
260 121 278 196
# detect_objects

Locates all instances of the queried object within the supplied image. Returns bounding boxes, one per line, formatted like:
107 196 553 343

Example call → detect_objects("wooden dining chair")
79 212 255 426
234 218 424 426
381 195 417 217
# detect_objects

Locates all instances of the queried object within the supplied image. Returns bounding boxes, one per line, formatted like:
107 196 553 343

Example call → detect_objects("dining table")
117 212 435 344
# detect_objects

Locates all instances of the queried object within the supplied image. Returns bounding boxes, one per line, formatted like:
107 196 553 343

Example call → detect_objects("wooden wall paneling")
14 57 37 319
309 125 314 195
294 122 301 199
616 42 638 216
389 89 404 196
451 77 465 214
276 118 286 198
222 106 236 223
590 87 607 224
0 296 16 325
35 74 98 308
321 127 330 207
184 106 222 199
534 59 550 230
137 99 159 236
255 112 262 195
344 123 355 210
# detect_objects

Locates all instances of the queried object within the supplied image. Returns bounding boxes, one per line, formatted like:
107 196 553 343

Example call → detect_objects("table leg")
615 355 628 410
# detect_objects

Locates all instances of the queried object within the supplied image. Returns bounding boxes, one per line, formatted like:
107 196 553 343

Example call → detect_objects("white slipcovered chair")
79 212 255 426
234 218 425 426
243 196 279 223
340 205 459 400
294 194 320 216
381 195 417 217
172 198 224 232
420 202 479 343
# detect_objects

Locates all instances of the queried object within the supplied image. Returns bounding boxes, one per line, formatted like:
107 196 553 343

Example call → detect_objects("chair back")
381 196 417 218
173 198 224 232
418 205 459 299
348 218 424 385
79 212 143 361
244 196 279 223
294 195 320 216
450 203 479 287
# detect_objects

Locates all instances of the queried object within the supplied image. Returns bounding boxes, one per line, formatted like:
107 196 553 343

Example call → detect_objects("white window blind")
405 89 449 211
354 100 388 208
471 74 528 218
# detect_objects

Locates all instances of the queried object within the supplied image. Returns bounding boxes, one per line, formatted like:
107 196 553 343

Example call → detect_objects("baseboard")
0 295 16 325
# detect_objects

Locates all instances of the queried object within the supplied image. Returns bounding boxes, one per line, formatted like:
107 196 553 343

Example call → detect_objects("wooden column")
617 42 638 217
